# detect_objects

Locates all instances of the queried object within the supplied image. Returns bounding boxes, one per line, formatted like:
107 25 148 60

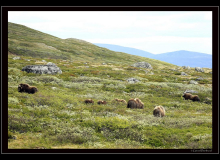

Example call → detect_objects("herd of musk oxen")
17 83 201 118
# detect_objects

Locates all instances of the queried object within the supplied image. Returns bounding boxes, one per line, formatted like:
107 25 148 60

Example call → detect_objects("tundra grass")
7 54 212 149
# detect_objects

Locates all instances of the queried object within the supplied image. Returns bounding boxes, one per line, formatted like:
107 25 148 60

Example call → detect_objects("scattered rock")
13 57 20 60
182 66 190 69
195 67 204 72
126 78 140 84
189 80 198 85
209 72 212 74
181 72 188 76
22 62 62 74
131 62 153 69
170 69 178 71
51 87 57 90
195 77 204 81
102 63 107 65
184 90 198 94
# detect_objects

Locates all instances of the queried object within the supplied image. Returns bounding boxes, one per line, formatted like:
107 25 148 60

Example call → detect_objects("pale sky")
8 11 212 55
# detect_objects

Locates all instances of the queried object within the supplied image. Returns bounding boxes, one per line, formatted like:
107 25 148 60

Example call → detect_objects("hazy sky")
8 11 212 54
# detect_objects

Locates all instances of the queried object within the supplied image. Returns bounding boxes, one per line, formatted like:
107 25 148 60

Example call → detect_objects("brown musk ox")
153 106 165 117
127 98 144 109
18 83 38 94
182 93 200 102
114 98 127 104
97 100 107 105
84 99 94 104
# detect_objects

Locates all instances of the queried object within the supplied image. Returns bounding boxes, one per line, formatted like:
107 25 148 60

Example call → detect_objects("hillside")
94 43 212 68
8 22 174 68
8 22 212 150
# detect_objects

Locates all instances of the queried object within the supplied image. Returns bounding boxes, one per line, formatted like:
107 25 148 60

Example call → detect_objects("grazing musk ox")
97 100 107 105
127 98 144 109
18 83 38 94
84 99 94 104
153 106 165 117
114 98 127 104
182 93 200 102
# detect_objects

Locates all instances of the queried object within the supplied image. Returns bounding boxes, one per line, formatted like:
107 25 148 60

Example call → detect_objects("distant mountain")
94 43 212 68
154 50 212 68
94 43 155 58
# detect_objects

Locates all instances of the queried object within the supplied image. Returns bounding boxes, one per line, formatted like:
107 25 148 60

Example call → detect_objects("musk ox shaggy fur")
84 99 94 104
18 83 38 94
153 106 165 117
97 100 107 105
127 98 144 109
114 98 127 104
182 93 200 102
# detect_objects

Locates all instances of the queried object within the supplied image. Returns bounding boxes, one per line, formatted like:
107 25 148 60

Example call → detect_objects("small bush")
55 126 98 144
8 97 19 104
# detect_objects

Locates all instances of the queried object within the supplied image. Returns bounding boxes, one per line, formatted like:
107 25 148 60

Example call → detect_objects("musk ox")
18 83 38 94
153 106 165 117
84 99 94 104
114 98 127 104
127 98 144 109
97 100 107 105
182 93 200 102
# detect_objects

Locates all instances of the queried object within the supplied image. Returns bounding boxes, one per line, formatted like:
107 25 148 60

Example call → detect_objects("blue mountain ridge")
94 43 212 68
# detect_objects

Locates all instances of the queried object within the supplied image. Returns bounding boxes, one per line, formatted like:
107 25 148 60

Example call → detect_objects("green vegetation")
8 22 212 149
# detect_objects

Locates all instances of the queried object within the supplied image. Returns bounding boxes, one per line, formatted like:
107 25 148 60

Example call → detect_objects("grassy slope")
8 22 212 149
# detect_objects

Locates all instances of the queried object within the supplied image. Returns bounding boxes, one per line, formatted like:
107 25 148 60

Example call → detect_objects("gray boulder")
126 78 140 84
181 72 188 76
22 62 62 74
13 57 20 60
189 80 198 85
195 67 204 72
195 77 204 81
131 62 153 69
184 90 198 94
182 66 190 69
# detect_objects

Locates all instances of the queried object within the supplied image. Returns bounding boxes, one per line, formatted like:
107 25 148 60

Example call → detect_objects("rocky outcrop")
13 57 20 60
184 90 198 94
181 72 188 76
189 80 198 85
195 77 204 81
131 62 153 69
22 62 62 74
182 66 190 69
126 78 140 84
195 67 204 72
